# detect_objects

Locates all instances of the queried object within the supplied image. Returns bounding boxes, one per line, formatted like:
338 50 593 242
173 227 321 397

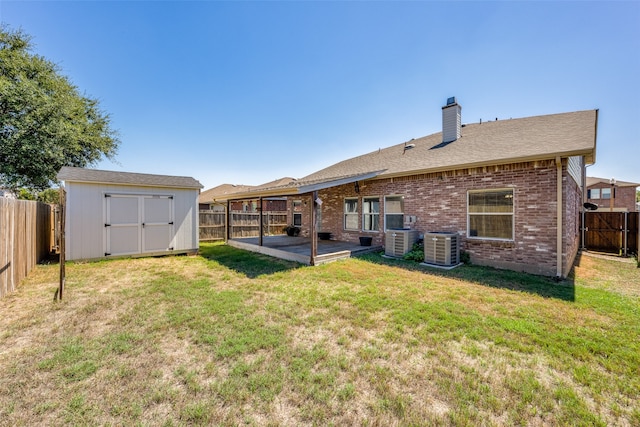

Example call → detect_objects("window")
601 188 611 199
384 196 404 230
362 197 379 231
590 188 601 199
292 200 302 226
344 198 358 230
468 189 514 240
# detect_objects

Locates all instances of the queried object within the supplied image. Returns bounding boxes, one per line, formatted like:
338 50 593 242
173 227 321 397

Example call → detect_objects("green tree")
0 26 119 192
15 187 60 203
36 187 60 204
16 188 35 200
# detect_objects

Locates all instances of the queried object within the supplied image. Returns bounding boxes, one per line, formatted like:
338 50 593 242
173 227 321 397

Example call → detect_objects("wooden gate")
582 212 638 255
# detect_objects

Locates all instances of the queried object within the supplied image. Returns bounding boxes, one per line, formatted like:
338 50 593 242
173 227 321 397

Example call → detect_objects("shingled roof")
199 178 299 203
301 110 597 183
586 177 640 188
215 109 598 200
199 183 255 204
57 167 203 189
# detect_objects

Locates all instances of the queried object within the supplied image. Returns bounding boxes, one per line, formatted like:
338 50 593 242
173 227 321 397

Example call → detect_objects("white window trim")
467 188 515 241
384 195 405 231
344 197 359 231
362 196 380 232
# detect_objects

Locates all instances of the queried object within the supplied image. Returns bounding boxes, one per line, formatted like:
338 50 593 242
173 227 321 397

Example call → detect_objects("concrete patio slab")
227 235 382 265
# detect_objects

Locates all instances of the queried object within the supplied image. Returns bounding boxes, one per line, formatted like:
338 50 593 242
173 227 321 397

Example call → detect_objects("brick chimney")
442 97 461 143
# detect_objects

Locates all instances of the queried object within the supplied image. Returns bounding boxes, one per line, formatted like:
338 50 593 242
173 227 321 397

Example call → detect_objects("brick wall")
313 159 578 276
586 185 638 212
564 171 582 276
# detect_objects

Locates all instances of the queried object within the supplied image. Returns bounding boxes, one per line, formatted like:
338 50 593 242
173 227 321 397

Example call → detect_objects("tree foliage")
15 187 60 203
0 26 119 191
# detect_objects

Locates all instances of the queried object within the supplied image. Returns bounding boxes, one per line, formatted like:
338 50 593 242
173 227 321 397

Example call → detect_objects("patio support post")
259 197 263 247
226 199 231 241
623 211 628 257
311 191 318 265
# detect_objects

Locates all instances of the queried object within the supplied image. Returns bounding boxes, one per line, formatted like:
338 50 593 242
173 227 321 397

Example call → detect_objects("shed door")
143 196 174 252
105 194 175 257
106 195 141 256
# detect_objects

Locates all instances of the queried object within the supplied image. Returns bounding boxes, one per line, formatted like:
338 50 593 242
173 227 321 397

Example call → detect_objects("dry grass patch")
0 243 638 426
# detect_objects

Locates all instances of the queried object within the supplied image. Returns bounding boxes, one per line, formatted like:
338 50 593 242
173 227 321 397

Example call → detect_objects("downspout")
582 163 592 250
556 156 563 278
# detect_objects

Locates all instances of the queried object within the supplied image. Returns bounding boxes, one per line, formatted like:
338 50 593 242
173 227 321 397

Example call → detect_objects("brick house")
585 177 639 212
219 99 598 277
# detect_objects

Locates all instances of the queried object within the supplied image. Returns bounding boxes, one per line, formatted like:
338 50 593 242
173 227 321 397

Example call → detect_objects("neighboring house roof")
252 177 297 190
199 183 254 204
57 166 203 189
220 109 598 200
207 177 299 200
586 177 640 188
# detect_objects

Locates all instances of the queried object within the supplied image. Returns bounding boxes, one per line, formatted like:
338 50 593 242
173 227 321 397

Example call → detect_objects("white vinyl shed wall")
58 168 202 261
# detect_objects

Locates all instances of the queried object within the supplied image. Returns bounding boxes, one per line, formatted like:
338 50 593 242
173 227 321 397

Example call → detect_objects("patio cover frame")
218 171 384 265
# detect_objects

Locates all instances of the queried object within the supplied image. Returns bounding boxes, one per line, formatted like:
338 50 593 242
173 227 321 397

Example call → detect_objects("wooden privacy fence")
199 210 288 241
0 198 54 298
199 211 226 241
581 211 639 256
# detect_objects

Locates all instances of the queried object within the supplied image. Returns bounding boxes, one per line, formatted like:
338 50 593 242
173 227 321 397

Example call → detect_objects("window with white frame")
362 197 379 231
601 188 611 199
468 189 514 240
344 198 358 230
590 188 601 199
384 196 404 230
292 200 302 226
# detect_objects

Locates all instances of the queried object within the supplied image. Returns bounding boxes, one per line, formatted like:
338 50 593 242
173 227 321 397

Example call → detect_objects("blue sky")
1 1 639 189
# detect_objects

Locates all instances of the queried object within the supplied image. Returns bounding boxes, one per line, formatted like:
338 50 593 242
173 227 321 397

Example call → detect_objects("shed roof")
57 167 203 189
216 109 598 200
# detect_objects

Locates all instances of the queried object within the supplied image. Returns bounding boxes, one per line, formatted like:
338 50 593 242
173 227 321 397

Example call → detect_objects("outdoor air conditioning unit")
424 232 460 266
385 229 419 257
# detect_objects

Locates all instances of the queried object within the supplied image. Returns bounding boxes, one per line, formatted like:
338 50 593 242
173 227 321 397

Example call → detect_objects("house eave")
374 151 595 181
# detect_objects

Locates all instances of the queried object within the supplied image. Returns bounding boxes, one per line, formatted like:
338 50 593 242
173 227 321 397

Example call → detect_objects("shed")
57 167 203 261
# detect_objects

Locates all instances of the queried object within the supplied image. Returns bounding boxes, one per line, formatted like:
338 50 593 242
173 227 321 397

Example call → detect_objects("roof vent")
403 142 415 154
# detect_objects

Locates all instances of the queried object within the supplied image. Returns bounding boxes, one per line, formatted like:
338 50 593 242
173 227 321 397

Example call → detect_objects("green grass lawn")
0 243 638 426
